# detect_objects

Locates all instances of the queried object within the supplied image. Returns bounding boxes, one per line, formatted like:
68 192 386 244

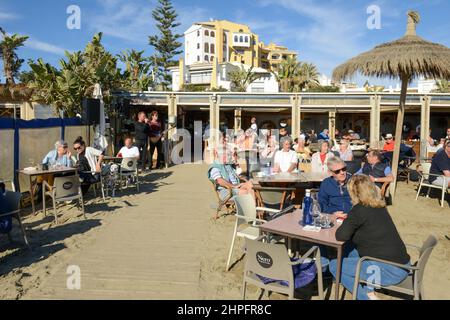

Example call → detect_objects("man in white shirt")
250 117 258 133
273 137 298 173
117 137 140 159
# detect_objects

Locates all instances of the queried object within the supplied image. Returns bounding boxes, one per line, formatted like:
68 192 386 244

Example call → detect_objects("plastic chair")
243 236 324 300
415 162 449 207
119 157 140 192
43 175 85 224
0 191 30 249
353 235 438 300
226 194 280 271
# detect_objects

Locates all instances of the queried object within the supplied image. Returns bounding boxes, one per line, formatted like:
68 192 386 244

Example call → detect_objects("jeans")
329 248 410 300
135 139 148 169
149 138 164 168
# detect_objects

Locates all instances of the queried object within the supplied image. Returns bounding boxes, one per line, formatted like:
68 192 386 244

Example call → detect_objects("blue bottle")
302 189 313 226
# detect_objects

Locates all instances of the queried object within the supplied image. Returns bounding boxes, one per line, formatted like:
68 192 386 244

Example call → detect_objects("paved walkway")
25 164 211 299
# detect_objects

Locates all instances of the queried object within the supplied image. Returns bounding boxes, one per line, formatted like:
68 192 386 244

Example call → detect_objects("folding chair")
0 191 30 249
210 180 235 219
353 235 438 300
415 162 449 207
119 157 140 192
226 194 280 271
43 175 85 224
243 236 324 300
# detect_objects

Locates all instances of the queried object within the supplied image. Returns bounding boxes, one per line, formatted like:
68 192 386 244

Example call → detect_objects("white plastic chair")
226 194 280 271
119 157 139 192
415 162 449 207
43 175 85 224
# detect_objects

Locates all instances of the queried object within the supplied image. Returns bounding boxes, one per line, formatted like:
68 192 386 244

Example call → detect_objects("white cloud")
0 11 20 20
26 38 69 56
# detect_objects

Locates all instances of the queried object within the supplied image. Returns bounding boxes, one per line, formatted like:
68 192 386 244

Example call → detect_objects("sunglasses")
331 167 347 174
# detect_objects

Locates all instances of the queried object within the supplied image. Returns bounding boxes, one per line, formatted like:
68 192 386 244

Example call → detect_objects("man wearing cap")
383 133 395 152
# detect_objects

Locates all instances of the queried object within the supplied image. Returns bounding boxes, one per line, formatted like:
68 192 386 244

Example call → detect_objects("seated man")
117 137 140 159
273 137 298 173
429 139 450 188
207 161 255 202
382 134 395 152
356 150 394 188
318 157 352 217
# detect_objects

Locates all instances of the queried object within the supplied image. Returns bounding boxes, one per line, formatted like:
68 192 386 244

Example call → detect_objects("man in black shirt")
429 139 450 187
135 111 149 170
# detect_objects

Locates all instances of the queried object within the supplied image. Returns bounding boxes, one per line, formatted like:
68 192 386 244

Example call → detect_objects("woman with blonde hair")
329 175 411 300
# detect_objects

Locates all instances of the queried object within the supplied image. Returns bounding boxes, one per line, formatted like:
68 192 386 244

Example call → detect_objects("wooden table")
17 166 77 215
252 172 328 184
259 209 345 300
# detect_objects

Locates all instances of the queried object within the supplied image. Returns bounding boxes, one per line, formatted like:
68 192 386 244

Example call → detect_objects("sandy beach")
0 164 449 300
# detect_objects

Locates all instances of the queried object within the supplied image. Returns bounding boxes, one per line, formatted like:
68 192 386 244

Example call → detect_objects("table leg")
29 176 36 215
335 245 343 300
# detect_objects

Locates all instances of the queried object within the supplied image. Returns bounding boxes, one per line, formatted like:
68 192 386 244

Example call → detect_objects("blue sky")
1 0 449 86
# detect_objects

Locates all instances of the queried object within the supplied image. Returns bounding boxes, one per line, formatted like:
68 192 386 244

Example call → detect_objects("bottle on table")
301 189 314 226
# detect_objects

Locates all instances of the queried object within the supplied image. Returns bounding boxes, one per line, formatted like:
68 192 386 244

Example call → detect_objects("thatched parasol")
333 10 450 199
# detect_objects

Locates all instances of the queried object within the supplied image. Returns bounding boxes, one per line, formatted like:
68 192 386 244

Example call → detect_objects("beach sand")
0 164 449 300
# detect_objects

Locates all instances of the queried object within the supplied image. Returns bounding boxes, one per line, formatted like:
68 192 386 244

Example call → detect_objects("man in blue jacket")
318 156 352 216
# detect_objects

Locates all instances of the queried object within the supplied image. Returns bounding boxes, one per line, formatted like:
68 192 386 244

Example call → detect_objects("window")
210 56 214 62
204 43 209 53
223 32 227 42
239 36 243 42
197 56 200 62
245 36 248 43
197 43 200 49
205 55 209 61
197 30 200 37
210 31 215 38
210 43 215 54
205 30 209 36
234 35 238 42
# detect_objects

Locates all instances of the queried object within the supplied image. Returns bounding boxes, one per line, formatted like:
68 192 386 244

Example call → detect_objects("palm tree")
118 49 153 91
0 27 28 85
435 79 450 93
228 65 262 92
273 57 320 92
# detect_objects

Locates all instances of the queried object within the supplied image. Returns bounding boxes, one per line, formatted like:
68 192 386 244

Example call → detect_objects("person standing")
134 111 150 170
148 111 164 170
250 116 258 133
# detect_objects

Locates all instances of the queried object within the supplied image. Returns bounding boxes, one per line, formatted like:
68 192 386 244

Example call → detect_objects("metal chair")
43 175 85 224
353 235 438 300
415 162 449 207
226 194 280 271
253 185 296 212
243 236 324 300
119 157 140 192
0 191 30 249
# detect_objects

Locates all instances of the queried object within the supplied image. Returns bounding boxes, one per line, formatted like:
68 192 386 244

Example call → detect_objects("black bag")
409 170 421 182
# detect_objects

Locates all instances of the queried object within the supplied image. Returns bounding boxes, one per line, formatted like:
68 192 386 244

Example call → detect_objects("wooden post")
390 74 410 201
329 111 336 140
420 95 431 160
291 95 301 139
369 95 381 148
209 94 219 159
234 108 242 133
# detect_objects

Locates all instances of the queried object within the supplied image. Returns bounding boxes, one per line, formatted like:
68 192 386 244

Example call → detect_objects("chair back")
0 191 21 216
121 158 138 172
244 237 294 288
345 160 362 175
234 194 257 224
415 234 438 283
54 175 81 199
420 162 431 175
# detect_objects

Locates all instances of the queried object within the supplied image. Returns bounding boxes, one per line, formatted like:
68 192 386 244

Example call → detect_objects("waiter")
135 111 149 170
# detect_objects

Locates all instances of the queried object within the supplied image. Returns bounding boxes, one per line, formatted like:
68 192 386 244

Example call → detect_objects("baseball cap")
386 133 393 139
348 130 354 133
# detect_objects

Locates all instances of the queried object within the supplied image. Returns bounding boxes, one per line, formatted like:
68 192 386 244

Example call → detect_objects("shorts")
431 176 450 187
218 187 239 201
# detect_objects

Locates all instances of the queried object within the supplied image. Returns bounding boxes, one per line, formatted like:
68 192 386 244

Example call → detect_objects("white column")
420 95 431 160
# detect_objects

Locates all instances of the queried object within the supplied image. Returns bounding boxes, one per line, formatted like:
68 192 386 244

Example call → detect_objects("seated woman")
329 175 411 300
273 137 298 173
337 139 353 161
73 136 104 195
311 140 334 174
259 129 278 167
293 138 311 162
42 140 72 167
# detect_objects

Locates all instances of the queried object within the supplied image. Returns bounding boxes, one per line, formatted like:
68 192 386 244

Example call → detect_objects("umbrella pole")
390 74 410 202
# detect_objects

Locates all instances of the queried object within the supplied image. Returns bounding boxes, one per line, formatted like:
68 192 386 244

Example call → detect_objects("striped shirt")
210 165 240 190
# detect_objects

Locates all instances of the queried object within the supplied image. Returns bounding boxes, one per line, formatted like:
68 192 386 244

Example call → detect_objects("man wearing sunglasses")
318 157 353 218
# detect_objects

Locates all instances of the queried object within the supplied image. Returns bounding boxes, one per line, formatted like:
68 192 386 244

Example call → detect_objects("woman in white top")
273 137 298 173
311 140 335 174
338 139 353 161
